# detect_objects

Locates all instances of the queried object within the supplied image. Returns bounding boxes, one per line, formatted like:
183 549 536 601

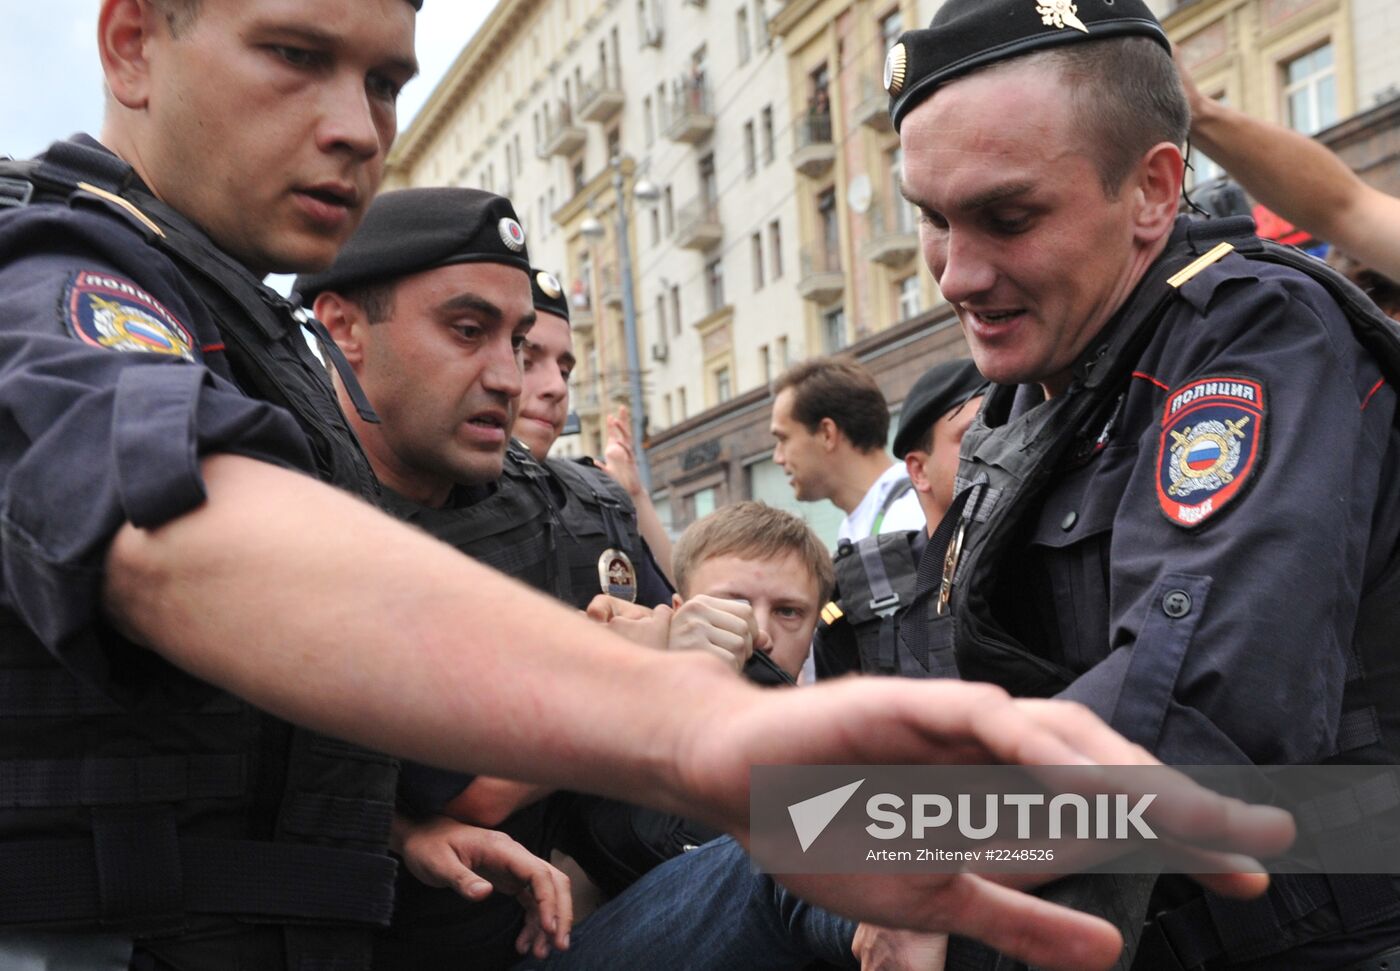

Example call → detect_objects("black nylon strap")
0 754 246 808
0 836 396 926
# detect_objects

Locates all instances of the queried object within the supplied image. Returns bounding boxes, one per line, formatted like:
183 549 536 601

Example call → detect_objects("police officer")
815 357 983 681
887 1 1400 967
293 187 577 969
0 1 1294 968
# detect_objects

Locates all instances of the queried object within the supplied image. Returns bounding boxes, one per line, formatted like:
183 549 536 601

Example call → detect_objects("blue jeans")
515 836 857 970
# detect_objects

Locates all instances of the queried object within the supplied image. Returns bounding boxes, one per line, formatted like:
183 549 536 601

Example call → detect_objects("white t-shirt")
837 462 926 542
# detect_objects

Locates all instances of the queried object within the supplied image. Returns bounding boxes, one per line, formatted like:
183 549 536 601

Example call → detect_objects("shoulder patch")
64 270 196 362
1155 376 1264 528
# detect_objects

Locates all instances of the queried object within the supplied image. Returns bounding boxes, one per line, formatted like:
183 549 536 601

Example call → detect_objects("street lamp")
583 156 657 492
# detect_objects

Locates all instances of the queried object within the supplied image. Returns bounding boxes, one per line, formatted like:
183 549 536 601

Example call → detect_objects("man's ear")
1131 142 1185 244
313 292 369 368
817 417 841 452
99 0 161 110
905 450 933 495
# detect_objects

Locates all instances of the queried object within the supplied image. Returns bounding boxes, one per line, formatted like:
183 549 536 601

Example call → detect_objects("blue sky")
2 1 492 160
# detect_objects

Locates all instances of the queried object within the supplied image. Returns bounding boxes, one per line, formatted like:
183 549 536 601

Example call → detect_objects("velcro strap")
280 793 395 845
0 837 396 927
1333 706 1382 753
0 754 246 807
1325 874 1400 933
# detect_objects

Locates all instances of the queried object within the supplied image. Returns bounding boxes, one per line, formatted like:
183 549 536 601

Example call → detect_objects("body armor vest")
382 442 569 602
0 144 397 970
830 530 946 678
910 217 1400 968
545 456 646 609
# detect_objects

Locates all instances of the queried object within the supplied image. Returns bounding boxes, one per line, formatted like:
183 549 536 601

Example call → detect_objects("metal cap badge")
598 549 638 602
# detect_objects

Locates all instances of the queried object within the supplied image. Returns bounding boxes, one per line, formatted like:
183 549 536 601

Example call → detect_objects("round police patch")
499 217 527 253
1155 376 1264 528
65 271 196 362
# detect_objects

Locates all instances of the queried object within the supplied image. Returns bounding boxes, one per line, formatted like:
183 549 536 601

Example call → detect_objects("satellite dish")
847 174 872 214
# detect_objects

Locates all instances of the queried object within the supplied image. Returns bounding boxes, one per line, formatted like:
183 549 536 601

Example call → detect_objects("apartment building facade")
387 0 1399 545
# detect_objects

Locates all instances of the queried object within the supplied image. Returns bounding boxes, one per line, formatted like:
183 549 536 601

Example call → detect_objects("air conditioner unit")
651 342 670 362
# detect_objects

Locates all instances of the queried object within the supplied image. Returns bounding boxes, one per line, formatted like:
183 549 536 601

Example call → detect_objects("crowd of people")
2 0 1399 968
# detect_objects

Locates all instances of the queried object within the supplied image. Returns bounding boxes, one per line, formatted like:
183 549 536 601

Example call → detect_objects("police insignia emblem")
1155 376 1265 528
883 42 908 95
598 548 638 602
536 270 562 299
65 271 196 362
499 217 527 253
1034 0 1089 34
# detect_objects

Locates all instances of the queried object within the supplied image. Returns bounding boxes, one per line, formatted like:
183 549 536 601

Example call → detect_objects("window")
736 7 752 66
643 95 655 145
533 112 542 155
753 0 769 47
715 366 733 404
879 8 902 52
704 254 725 313
650 207 661 246
751 232 765 290
514 134 523 175
692 485 716 519
743 121 757 177
761 105 775 164
606 126 622 162
663 186 675 235
776 335 790 369
655 294 668 344
822 305 847 352
670 284 682 336
571 156 586 195
817 188 839 260
664 393 674 426
769 219 784 278
699 153 718 203
759 344 771 384
1283 43 1337 135
678 386 688 420
896 275 921 320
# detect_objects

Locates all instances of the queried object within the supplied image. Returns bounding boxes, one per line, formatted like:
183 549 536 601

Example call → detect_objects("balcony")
573 382 602 417
797 245 844 304
791 111 835 177
599 262 624 308
579 65 625 123
853 75 893 132
568 283 595 335
859 195 919 268
542 101 586 157
662 77 716 145
674 196 723 251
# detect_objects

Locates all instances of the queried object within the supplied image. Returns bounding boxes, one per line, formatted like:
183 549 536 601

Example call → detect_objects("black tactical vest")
0 143 397 970
381 442 569 602
545 456 646 609
910 217 1400 969
828 530 948 678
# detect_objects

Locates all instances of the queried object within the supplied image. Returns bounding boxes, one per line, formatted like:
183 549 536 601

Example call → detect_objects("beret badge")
1035 0 1089 33
536 271 563 299
883 42 908 95
499 217 527 253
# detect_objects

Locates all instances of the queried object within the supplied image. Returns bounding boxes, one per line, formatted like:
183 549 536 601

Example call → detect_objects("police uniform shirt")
0 136 318 702
974 217 1400 767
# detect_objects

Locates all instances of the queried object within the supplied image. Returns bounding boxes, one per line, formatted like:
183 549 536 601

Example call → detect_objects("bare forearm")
444 778 553 827
1190 98 1400 277
103 454 750 819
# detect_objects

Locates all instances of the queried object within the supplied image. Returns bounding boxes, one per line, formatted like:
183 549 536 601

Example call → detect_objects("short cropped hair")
772 358 889 453
990 36 1189 197
151 0 202 36
339 281 398 325
673 502 835 604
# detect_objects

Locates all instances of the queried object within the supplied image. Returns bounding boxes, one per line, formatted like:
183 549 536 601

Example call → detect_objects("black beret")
294 187 529 303
887 0 1170 132
531 268 570 324
892 358 986 459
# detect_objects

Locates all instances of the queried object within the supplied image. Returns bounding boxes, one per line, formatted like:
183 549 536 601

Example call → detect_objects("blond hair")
673 502 834 603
